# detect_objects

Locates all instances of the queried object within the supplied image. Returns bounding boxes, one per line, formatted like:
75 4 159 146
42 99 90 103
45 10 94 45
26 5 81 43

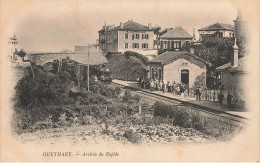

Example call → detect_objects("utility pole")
88 44 90 92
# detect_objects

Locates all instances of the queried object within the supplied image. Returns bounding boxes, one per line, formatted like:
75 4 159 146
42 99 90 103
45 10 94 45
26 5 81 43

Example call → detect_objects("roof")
160 27 193 39
74 45 100 53
198 23 234 31
9 34 17 40
99 20 155 32
149 51 207 65
215 56 247 72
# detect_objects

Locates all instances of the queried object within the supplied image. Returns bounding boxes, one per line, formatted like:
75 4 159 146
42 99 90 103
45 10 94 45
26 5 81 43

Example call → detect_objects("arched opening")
181 69 189 85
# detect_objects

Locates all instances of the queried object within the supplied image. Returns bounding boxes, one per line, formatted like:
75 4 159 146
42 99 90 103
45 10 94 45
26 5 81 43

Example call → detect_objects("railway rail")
110 82 247 124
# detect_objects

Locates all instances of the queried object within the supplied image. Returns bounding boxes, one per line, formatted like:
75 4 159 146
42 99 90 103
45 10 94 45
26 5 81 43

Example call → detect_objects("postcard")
0 0 259 162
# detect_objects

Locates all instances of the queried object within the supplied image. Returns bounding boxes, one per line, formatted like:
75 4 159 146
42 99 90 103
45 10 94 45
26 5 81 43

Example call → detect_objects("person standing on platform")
150 80 154 92
172 81 176 94
162 81 166 93
195 87 200 101
218 92 224 107
155 79 158 91
198 86 202 101
227 93 233 108
167 81 171 92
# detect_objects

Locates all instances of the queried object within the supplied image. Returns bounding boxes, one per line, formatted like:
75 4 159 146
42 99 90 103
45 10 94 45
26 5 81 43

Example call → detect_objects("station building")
147 51 207 88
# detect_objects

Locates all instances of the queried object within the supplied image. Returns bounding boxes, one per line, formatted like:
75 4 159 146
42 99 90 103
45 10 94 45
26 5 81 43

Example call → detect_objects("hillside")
106 51 148 81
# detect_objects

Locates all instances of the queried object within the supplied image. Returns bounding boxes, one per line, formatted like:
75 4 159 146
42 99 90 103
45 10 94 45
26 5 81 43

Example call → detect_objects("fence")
188 88 220 102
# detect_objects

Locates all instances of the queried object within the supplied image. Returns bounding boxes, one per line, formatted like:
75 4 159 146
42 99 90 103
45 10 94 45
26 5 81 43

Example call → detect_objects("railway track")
109 82 247 124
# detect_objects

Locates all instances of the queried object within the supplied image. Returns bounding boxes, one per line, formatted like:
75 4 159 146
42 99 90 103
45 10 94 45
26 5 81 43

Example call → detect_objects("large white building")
98 20 159 57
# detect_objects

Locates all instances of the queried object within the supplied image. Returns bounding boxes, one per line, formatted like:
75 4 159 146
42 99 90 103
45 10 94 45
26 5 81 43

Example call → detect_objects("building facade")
215 39 247 108
98 20 158 54
148 51 207 88
198 23 234 41
159 27 193 50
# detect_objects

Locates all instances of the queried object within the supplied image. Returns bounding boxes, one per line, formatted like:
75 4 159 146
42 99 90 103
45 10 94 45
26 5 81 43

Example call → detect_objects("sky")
2 0 247 52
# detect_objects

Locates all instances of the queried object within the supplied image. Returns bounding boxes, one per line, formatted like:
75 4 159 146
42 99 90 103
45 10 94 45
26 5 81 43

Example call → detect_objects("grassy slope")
107 54 146 81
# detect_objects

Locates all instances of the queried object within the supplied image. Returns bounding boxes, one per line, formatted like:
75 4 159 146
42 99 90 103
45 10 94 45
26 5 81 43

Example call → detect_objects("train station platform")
112 79 250 119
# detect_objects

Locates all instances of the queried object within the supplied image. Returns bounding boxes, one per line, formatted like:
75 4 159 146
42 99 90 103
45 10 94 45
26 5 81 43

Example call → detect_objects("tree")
183 37 245 88
17 49 27 60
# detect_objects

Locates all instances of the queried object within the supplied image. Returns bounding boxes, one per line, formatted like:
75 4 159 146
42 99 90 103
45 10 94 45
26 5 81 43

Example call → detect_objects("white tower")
8 34 18 60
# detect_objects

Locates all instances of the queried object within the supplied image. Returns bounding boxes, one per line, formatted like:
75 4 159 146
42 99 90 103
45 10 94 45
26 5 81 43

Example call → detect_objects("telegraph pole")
88 44 90 92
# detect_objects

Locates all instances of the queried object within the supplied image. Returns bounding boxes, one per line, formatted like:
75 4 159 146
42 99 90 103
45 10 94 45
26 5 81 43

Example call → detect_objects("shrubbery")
123 89 141 103
124 51 149 65
12 103 140 134
106 51 147 81
152 102 242 139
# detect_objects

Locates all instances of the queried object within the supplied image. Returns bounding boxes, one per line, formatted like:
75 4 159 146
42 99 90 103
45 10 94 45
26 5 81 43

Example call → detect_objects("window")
125 43 128 48
136 34 139 39
142 34 149 39
133 43 139 49
125 33 128 39
132 34 135 40
175 41 181 48
142 43 148 49
163 41 168 49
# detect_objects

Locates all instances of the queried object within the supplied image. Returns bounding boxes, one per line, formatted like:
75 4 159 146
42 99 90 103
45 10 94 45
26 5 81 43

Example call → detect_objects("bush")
115 87 121 97
107 52 147 81
152 102 242 139
123 129 141 144
124 51 149 65
14 66 73 108
123 89 132 102
89 94 110 104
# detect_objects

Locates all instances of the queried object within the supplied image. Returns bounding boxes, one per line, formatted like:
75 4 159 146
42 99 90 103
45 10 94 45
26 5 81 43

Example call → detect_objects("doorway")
181 69 189 85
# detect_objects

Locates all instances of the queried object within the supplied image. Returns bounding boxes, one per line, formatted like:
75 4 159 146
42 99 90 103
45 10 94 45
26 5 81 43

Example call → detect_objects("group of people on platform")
136 78 199 99
217 84 233 108
136 77 234 108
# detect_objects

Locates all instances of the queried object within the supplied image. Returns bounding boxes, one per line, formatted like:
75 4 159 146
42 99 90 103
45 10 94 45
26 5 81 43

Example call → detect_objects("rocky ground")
16 117 216 145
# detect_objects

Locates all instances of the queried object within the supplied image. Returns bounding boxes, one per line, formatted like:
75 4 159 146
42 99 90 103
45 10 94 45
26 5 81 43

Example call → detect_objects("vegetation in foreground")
13 65 243 144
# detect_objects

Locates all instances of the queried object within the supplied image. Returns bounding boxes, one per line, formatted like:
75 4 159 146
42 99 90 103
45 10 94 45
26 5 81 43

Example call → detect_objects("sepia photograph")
0 0 259 162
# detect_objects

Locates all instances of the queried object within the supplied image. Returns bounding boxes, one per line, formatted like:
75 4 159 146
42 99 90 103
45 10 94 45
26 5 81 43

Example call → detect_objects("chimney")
148 23 152 29
193 28 196 40
190 48 195 54
120 22 123 28
231 38 239 67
